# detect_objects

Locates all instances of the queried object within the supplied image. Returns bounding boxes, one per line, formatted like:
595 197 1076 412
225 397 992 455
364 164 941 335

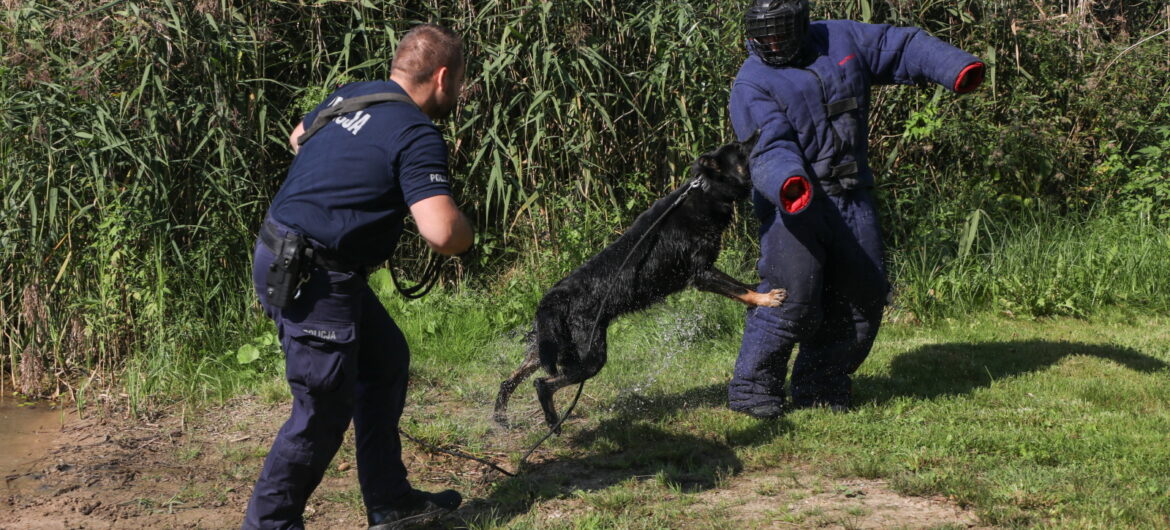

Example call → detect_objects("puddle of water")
0 394 68 479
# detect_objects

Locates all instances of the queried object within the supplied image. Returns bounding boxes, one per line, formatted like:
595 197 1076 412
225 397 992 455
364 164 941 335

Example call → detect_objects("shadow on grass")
438 341 1165 527
857 340 1168 404
606 381 728 418
451 383 790 528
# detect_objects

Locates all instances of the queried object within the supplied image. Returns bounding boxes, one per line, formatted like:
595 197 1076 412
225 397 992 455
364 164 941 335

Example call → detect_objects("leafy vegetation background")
2 0 1168 401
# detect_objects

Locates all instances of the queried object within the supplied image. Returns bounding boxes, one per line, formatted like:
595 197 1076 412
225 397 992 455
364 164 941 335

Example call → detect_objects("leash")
388 251 442 299
515 177 706 468
399 427 516 476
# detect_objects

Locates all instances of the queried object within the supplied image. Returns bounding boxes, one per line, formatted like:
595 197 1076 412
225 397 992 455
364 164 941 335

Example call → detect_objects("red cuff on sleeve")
954 62 985 94
781 176 811 214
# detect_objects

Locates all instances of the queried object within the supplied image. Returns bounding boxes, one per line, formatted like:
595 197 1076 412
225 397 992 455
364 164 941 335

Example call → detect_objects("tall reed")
1 0 1167 405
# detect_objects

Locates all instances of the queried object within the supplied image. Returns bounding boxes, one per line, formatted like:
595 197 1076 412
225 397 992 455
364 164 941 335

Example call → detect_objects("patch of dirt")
0 398 366 529
697 473 986 529
0 396 988 529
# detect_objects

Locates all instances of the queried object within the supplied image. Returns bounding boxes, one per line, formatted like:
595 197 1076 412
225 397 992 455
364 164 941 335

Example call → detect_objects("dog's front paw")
761 288 787 307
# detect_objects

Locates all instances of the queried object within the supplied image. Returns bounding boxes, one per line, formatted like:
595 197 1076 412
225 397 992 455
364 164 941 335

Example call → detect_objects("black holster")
261 223 307 309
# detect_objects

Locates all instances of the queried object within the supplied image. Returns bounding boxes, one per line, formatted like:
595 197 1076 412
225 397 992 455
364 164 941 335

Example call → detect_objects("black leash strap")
297 91 416 146
517 177 706 468
389 251 442 300
399 428 516 477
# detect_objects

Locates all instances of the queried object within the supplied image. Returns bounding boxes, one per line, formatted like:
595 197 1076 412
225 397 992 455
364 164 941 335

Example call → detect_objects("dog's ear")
741 129 761 152
698 154 720 171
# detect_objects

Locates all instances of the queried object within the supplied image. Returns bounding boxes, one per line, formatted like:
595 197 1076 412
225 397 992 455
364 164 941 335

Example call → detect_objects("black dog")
493 131 786 428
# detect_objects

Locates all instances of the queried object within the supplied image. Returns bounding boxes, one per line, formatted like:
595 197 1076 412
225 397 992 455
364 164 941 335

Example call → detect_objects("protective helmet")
745 0 811 66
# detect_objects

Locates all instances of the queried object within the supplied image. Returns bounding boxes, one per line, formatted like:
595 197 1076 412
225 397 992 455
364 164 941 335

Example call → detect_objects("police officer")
243 24 474 529
728 1 984 418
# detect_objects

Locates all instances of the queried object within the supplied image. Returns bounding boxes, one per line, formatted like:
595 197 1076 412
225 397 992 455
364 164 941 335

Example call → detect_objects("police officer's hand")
455 242 477 263
288 122 306 154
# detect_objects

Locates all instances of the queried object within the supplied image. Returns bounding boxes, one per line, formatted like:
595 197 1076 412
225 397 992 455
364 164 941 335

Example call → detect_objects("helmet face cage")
745 0 811 66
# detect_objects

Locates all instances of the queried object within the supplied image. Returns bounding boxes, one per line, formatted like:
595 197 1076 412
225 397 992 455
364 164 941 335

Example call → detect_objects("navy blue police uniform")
244 80 452 529
729 20 983 412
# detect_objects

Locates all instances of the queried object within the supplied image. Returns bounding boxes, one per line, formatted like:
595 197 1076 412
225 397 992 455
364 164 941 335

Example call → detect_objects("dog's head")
693 130 760 199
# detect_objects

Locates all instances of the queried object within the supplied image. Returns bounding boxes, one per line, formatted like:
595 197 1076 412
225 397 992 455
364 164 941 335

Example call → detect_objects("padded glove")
781 175 812 214
954 62 985 94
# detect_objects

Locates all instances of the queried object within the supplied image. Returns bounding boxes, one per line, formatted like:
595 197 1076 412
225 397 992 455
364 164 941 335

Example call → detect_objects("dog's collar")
688 177 709 193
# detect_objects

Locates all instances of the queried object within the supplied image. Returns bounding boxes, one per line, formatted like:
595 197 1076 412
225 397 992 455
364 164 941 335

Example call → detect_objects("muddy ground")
2 396 987 529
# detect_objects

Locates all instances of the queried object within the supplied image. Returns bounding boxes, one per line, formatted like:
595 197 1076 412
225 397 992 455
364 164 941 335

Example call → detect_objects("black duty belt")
259 220 360 273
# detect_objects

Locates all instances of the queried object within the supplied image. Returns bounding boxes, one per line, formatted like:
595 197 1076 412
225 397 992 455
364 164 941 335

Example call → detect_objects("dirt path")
1 396 987 529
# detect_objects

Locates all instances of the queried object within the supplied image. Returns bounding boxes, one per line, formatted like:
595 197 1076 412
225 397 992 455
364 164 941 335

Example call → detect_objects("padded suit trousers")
729 187 889 410
243 222 411 529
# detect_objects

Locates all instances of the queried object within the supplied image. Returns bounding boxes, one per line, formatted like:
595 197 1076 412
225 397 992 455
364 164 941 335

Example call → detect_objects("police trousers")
243 223 411 529
729 187 889 410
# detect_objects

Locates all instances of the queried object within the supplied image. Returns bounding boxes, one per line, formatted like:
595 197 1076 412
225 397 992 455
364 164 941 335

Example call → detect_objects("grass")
370 278 1170 528
892 210 1170 321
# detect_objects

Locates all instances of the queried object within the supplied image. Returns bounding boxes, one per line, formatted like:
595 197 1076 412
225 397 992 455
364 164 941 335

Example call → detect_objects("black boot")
367 489 462 529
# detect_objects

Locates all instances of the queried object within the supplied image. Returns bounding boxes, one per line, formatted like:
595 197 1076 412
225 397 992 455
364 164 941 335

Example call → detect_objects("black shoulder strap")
297 92 417 146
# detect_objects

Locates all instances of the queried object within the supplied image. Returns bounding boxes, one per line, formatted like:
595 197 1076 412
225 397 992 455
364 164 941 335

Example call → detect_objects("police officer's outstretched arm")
411 196 473 256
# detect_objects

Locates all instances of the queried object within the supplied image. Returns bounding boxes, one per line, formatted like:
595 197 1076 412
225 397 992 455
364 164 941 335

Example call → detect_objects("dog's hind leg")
535 373 595 432
693 267 787 307
534 319 609 430
493 340 541 428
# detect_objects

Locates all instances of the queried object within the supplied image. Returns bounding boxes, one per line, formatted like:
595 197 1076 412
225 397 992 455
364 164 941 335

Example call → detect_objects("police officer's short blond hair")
392 24 464 84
